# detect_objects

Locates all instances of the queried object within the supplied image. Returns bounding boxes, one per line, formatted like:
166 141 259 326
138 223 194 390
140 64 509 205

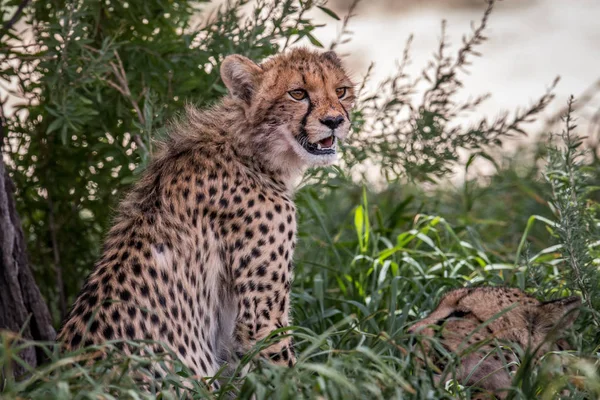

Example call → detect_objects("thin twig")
545 78 600 128
329 0 362 51
1 0 31 39
0 42 41 52
103 50 149 155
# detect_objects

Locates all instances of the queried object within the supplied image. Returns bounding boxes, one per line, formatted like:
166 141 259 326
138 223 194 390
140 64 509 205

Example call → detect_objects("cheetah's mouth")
296 133 337 156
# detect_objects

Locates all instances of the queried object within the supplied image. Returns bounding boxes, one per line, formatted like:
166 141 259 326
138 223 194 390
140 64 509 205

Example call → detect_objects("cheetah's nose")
320 115 344 130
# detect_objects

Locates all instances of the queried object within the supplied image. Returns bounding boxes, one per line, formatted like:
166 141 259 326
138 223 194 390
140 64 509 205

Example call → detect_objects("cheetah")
407 287 580 399
58 48 355 383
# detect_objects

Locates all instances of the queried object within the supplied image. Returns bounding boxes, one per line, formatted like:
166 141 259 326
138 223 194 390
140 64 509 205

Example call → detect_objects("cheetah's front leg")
233 263 296 367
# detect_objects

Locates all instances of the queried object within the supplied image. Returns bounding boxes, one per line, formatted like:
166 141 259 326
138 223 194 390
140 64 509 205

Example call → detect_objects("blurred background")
320 0 600 136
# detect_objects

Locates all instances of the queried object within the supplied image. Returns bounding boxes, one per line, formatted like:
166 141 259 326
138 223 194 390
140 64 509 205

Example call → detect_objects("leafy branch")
545 96 600 328
333 0 557 183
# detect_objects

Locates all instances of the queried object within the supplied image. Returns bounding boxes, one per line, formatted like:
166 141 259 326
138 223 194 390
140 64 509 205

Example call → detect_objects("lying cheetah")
408 287 580 399
58 48 355 382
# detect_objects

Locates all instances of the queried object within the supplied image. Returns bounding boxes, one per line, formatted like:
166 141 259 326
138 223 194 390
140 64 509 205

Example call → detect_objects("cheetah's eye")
336 87 347 99
288 89 307 101
449 309 470 319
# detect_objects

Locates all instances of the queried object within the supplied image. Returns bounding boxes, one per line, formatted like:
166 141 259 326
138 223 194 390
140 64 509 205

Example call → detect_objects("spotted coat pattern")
57 48 355 382
407 287 580 399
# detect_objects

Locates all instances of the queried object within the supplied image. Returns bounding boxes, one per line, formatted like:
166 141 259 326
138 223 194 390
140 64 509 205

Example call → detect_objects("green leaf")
305 32 324 48
60 124 69 145
317 6 341 21
354 204 365 252
46 118 64 134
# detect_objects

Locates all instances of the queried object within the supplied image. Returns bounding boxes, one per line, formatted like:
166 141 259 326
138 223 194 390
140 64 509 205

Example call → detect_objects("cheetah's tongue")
318 136 334 148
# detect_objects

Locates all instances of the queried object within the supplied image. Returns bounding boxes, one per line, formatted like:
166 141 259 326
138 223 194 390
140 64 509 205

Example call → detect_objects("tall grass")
3 112 600 397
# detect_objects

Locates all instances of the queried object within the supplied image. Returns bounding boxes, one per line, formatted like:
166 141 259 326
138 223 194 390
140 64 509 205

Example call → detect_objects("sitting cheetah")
407 287 580 399
58 48 355 382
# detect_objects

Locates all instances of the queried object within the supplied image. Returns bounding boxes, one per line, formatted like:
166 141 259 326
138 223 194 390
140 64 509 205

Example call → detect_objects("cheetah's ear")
322 51 342 68
535 296 581 334
220 54 263 103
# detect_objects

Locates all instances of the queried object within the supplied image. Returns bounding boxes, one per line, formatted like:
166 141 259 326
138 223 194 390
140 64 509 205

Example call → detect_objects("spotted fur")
58 48 355 382
407 287 580 398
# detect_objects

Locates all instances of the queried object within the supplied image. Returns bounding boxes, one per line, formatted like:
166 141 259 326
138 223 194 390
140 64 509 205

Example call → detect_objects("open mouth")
296 133 336 156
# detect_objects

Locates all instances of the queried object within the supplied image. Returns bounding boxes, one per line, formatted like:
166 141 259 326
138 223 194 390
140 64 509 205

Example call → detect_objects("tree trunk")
0 155 56 379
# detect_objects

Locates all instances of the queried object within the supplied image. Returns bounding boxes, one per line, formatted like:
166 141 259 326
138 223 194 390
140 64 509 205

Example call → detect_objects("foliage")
3 128 600 397
1 0 331 323
338 0 557 182
1 0 600 399
541 97 600 341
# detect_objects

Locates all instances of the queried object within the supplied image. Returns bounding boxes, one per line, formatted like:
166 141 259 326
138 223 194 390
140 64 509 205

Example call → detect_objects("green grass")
2 173 599 399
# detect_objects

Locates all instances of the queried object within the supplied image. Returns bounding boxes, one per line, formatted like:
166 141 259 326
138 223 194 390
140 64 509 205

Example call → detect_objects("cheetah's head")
407 287 580 398
220 48 355 172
